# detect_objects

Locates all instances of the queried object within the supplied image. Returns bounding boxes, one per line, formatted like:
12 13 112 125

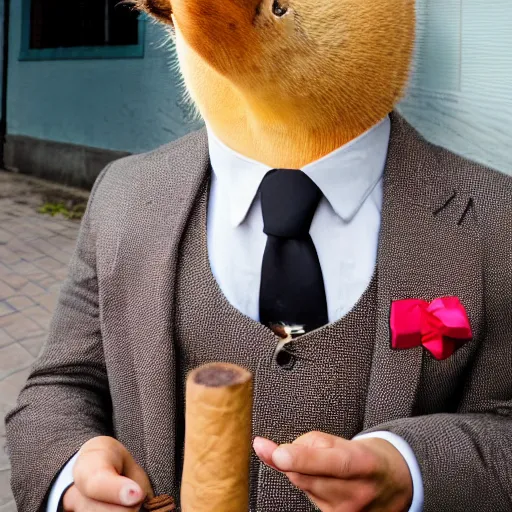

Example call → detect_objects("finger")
302 491 330 512
285 473 337 512
286 471 351 500
253 437 280 470
293 431 348 450
271 442 367 478
74 492 141 512
62 484 80 511
121 453 155 500
287 472 376 510
73 450 145 507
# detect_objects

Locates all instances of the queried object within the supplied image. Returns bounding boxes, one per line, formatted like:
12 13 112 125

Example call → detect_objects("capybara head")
137 0 415 162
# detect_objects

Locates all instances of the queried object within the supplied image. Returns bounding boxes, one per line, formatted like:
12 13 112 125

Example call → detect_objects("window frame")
19 0 146 61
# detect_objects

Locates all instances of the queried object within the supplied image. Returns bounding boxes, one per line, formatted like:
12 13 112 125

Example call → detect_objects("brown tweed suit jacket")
5 112 512 512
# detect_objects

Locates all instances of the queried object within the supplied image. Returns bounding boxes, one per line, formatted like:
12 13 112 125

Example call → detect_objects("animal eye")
272 0 288 17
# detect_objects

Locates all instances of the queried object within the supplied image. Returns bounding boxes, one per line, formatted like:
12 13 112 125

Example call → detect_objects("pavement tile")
0 496 17 512
53 267 70 280
46 235 78 254
5 222 53 241
5 295 35 312
32 256 65 274
31 216 70 234
0 282 15 301
0 330 13 349
6 239 44 262
8 260 48 281
0 248 19 267
47 282 64 294
27 238 72 265
0 368 31 429
0 230 12 245
1 367 32 392
19 333 47 358
33 275 58 289
0 315 13 329
0 313 45 341
22 305 53 331
7 201 31 212
35 292 59 313
0 212 14 221
59 227 81 240
16 282 46 298
13 232 39 243
0 303 14 318
0 264 12 278
0 222 19 236
43 220 70 233
0 468 14 508
0 401 13 436
0 274 29 291
0 343 35 378
0 368 30 424
0 440 10 476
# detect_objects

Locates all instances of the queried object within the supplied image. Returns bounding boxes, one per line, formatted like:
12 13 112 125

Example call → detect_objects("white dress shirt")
47 116 423 512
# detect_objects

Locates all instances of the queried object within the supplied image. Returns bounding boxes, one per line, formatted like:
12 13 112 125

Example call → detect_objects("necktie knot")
260 169 322 238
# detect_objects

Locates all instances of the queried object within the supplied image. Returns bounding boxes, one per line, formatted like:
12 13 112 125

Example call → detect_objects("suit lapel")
364 113 484 428
107 130 210 493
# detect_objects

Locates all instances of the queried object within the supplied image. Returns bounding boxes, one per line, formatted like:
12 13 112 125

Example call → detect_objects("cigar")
180 362 253 512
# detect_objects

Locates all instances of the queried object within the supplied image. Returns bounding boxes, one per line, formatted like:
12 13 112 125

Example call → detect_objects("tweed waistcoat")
173 177 378 510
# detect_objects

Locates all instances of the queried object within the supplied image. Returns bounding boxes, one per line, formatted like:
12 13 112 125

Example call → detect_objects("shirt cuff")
46 452 80 512
353 431 424 512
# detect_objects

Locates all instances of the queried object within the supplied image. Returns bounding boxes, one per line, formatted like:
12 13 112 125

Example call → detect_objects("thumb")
122 448 155 502
73 437 154 506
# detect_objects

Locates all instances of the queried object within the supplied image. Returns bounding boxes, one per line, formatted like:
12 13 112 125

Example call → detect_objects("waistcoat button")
275 349 296 370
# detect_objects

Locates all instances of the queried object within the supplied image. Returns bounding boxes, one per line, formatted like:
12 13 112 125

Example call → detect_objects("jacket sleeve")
5 164 115 512
361 191 512 511
45 454 78 512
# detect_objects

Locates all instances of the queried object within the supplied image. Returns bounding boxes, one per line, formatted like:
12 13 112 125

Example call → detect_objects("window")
20 0 145 60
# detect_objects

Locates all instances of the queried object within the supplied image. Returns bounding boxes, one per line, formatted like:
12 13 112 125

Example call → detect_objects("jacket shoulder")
98 128 207 192
435 146 511 268
89 128 208 219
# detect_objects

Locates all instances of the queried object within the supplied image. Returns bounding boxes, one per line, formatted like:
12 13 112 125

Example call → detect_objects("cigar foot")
193 363 249 387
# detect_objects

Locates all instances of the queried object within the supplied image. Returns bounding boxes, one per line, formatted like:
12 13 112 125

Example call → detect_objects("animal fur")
135 0 173 25
138 0 415 168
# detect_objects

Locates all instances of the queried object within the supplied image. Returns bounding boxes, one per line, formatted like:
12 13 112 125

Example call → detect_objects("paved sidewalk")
0 170 87 511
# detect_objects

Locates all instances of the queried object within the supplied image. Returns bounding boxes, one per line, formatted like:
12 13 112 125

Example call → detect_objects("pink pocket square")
390 297 472 360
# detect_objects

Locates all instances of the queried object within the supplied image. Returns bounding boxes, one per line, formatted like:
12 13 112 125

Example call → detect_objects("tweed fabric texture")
5 112 512 512
174 180 377 510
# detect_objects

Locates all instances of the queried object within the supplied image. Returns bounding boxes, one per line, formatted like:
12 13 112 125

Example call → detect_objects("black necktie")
259 169 328 333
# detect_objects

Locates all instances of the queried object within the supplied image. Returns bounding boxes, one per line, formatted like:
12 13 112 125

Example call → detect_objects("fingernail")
253 437 264 452
120 484 141 506
272 447 293 470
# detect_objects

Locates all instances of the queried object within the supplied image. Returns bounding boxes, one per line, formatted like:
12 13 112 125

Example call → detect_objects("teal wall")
401 0 512 175
4 0 512 174
6 1 200 154
0 0 4 121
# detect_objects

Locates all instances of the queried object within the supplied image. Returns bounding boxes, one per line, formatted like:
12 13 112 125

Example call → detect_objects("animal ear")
131 0 173 25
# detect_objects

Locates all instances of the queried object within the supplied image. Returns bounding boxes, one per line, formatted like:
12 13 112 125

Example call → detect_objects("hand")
253 431 413 512
62 436 154 512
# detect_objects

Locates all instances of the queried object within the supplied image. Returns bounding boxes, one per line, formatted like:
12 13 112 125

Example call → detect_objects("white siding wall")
400 0 512 175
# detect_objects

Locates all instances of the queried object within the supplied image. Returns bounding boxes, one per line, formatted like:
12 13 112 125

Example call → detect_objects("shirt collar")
206 115 391 226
